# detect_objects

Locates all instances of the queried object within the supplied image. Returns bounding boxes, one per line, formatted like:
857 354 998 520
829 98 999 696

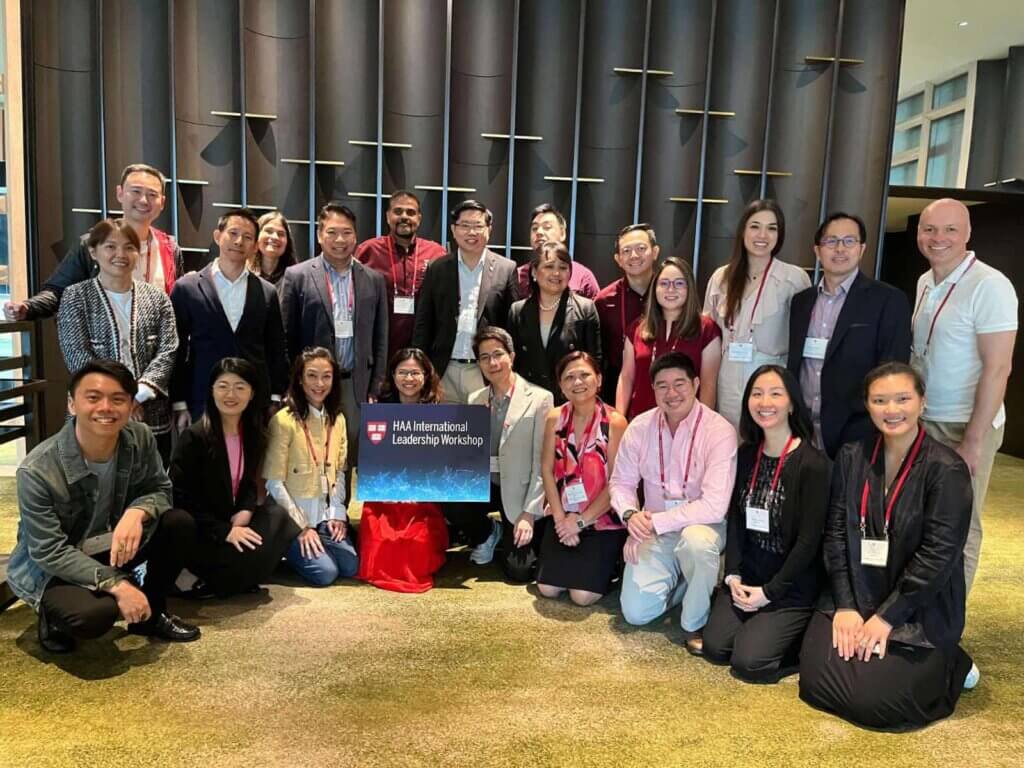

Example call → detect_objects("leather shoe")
178 580 217 600
37 606 76 654
128 612 201 643
683 629 704 657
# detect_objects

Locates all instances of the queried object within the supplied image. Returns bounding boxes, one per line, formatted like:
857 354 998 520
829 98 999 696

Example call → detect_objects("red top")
356 234 446 359
594 278 647 373
152 227 180 294
626 314 721 418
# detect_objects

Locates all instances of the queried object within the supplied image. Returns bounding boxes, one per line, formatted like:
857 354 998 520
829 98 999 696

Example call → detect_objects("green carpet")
1 456 1022 768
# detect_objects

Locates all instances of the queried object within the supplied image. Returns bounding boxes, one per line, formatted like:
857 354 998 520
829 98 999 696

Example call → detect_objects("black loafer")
128 612 201 643
37 606 76 654
178 580 217 600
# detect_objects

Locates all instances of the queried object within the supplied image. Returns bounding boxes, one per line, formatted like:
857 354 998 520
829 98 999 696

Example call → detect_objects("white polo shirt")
912 252 1018 426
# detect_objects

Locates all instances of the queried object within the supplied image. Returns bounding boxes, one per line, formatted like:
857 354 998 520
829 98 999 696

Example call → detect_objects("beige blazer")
263 407 348 500
469 375 553 523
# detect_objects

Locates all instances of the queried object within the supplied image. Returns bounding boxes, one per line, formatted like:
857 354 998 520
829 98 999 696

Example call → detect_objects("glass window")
895 92 924 123
889 161 918 185
932 74 968 110
893 125 922 154
925 111 965 187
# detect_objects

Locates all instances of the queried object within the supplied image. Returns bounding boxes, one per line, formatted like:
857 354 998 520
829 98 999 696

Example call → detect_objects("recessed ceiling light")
957 21 969 28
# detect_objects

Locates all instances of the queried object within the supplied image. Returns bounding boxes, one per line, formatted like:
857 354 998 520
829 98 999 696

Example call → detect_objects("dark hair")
529 203 567 231
863 361 926 401
450 199 493 226
640 256 701 343
250 211 296 279
86 218 142 252
285 347 344 423
815 211 867 245
216 207 260 236
388 190 421 211
723 199 786 328
649 351 698 384
533 241 572 280
738 364 814 446
200 357 268 483
616 222 658 250
318 202 358 230
119 163 167 188
472 326 514 357
68 359 138 398
555 350 601 383
381 348 442 404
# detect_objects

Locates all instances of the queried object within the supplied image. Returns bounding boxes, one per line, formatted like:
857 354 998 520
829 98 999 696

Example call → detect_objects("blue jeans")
286 522 359 586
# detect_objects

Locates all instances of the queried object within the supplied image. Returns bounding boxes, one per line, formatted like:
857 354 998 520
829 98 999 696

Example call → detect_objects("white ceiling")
900 0 1024 91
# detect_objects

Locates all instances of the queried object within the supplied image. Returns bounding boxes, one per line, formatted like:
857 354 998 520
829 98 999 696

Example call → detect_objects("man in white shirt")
912 198 1018 593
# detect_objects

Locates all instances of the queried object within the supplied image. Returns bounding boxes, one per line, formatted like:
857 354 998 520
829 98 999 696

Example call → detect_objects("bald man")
912 198 1017 593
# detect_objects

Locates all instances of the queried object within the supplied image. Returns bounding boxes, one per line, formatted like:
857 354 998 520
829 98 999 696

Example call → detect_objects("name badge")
457 309 477 333
564 480 588 509
321 474 330 497
728 342 754 362
394 296 415 315
745 505 770 533
489 456 500 474
335 319 354 338
81 531 113 556
861 537 889 567
803 337 828 359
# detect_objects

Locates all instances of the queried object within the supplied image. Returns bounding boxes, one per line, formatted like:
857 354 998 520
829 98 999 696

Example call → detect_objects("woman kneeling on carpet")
264 347 357 586
356 348 449 592
798 362 977 730
702 364 830 682
171 358 300 598
537 351 628 605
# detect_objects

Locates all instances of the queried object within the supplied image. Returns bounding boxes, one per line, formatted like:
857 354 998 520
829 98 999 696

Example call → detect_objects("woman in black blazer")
169 358 300 598
798 362 975 730
507 242 601 401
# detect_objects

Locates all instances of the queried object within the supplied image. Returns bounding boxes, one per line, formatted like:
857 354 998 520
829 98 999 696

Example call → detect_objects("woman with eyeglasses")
798 362 976 729
263 347 357 586
616 256 721 419
507 242 601 402
704 199 811 428
169 358 300 598
248 211 296 285
357 348 450 592
537 352 628 605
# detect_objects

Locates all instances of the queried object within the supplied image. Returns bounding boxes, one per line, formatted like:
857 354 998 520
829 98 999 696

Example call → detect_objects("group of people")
3 162 1018 732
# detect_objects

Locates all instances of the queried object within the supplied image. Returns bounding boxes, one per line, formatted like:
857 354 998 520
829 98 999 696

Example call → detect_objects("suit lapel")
198 265 235 338
351 261 365 330
238 273 264 336
500 377 531 451
309 258 333 322
825 272 865 363
476 251 498 320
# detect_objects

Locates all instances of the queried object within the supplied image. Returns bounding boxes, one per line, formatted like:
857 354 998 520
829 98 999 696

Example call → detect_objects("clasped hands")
727 577 770 612
553 512 582 548
832 609 892 662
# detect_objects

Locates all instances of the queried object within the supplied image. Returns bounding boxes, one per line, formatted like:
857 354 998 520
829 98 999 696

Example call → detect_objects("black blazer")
168 424 259 544
278 257 389 402
822 433 971 651
412 249 518 376
170 265 288 418
787 272 911 458
506 291 602 401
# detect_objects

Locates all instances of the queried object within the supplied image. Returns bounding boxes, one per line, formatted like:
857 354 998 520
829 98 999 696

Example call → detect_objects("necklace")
539 297 559 311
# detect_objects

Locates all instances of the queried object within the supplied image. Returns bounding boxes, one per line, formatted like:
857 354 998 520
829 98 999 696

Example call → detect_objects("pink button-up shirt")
609 402 737 534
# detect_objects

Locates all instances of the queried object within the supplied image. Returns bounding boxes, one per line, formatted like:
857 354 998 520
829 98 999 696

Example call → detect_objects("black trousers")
702 587 813 683
443 482 503 547
39 508 195 639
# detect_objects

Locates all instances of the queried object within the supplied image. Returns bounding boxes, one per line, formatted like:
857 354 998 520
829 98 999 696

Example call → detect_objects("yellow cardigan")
263 407 348 500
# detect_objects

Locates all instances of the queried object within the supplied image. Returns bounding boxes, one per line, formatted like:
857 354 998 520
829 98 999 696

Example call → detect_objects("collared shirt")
211 259 249 332
134 233 166 292
800 269 858 445
594 277 647 373
453 249 485 360
912 251 1018 426
322 256 356 371
489 375 515 482
609 402 737 534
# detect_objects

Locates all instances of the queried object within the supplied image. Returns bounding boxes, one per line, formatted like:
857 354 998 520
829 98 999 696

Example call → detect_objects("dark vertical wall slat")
1000 46 1024 185
966 58 1008 189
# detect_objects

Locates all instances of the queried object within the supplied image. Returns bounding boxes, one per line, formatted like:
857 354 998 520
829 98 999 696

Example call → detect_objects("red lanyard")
912 256 976 352
859 426 925 536
747 435 796 498
566 403 601 480
300 414 331 473
730 257 772 336
658 406 703 498
323 264 355 315
387 237 421 298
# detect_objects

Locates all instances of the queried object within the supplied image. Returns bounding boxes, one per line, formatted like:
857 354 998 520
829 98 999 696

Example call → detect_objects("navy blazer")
278 256 389 402
170 264 288 418
787 272 912 458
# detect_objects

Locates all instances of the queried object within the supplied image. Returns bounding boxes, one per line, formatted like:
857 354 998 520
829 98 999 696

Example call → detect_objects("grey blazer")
469 375 553 523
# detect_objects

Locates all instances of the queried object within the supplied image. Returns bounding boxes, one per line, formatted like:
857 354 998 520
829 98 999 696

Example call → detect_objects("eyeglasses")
478 350 509 365
653 379 693 394
619 245 650 258
454 223 487 234
820 236 861 249
395 369 425 379
657 278 688 291
213 382 253 395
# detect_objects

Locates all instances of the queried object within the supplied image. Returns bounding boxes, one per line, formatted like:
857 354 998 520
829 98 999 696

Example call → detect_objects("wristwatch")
576 516 587 531
622 509 638 524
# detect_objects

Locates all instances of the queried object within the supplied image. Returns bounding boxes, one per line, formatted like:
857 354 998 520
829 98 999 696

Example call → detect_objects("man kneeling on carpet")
7 359 200 653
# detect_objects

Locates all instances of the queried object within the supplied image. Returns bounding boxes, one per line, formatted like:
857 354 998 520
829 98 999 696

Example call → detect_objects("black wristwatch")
576 516 586 531
622 508 638 524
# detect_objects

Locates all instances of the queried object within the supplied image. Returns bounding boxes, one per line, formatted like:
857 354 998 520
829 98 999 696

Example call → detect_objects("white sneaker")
470 519 501 565
963 662 980 690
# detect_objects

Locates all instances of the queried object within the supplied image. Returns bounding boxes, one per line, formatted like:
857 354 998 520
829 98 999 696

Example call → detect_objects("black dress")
798 432 974 730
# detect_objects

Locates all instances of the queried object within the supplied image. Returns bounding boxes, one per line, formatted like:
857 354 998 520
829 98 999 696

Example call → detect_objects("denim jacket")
6 419 171 610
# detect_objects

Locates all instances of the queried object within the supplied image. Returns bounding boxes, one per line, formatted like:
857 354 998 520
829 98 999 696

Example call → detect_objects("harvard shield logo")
366 421 388 445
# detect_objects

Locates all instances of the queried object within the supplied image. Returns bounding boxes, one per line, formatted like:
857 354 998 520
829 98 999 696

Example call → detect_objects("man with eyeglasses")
4 163 183 320
356 190 447 361
412 199 518 404
610 352 737 655
594 223 660 402
787 212 911 458
514 204 600 299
